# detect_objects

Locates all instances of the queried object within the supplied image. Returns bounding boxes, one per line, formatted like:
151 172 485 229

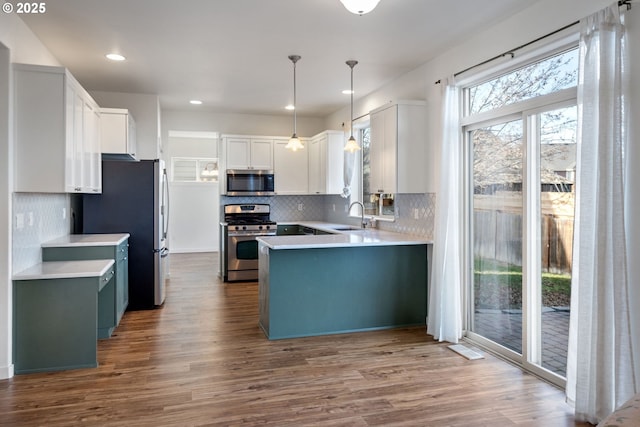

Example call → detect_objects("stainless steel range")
220 204 276 282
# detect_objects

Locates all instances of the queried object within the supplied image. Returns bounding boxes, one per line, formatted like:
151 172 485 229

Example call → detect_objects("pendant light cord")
288 55 301 137
346 60 358 138
293 58 297 135
350 65 354 137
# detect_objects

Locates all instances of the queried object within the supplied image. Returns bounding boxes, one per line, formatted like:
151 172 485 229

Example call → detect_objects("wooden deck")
0 252 589 426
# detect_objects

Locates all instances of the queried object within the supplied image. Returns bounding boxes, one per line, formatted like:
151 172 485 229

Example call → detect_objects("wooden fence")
474 192 574 274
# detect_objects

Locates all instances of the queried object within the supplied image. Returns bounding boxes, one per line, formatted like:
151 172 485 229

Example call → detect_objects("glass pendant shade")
344 136 361 153
344 60 361 152
286 134 304 151
286 55 303 151
340 0 380 15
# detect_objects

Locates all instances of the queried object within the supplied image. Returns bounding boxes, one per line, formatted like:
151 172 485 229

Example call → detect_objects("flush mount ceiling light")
340 0 380 15
105 53 126 61
344 60 361 153
190 100 203 105
285 55 304 151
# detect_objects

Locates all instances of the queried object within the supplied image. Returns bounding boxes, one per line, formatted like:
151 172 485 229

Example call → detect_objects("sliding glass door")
463 47 578 385
471 118 523 355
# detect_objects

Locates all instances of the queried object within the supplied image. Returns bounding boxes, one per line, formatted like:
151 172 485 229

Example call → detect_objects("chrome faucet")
348 201 367 228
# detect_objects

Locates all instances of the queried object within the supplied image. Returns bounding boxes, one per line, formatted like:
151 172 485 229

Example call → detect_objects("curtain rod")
434 0 633 85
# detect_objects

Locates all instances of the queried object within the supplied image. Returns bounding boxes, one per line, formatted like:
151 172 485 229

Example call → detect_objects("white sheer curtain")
427 77 463 343
566 3 637 423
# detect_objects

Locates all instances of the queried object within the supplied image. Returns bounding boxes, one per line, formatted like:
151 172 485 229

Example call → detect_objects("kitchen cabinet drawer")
277 225 303 235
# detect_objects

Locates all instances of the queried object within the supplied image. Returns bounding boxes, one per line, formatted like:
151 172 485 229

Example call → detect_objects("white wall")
0 43 12 380
0 13 63 379
162 109 326 143
90 91 162 160
166 133 220 253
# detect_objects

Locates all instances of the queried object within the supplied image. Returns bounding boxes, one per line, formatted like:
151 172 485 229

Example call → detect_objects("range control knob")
258 225 263 230
242 226 247 230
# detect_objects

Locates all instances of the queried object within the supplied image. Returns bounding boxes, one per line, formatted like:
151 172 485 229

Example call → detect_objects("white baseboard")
0 363 14 379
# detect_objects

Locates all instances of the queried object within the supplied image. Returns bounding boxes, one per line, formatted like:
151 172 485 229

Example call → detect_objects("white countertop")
41 233 130 248
13 259 115 281
258 222 431 250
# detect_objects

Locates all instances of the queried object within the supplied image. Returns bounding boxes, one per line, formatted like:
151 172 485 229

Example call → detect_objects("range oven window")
236 240 258 260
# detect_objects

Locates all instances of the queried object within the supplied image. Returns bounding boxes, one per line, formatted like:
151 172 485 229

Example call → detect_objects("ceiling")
20 0 536 117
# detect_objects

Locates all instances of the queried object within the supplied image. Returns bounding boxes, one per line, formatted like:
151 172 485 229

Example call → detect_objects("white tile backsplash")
221 192 435 239
220 195 325 222
324 193 435 239
12 193 69 273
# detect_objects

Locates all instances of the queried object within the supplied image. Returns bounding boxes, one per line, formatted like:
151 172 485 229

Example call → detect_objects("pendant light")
340 0 380 15
344 60 361 153
285 55 304 151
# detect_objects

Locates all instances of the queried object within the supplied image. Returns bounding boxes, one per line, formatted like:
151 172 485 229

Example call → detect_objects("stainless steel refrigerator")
82 159 169 309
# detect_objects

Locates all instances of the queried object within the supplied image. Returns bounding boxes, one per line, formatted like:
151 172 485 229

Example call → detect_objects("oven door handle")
228 232 276 238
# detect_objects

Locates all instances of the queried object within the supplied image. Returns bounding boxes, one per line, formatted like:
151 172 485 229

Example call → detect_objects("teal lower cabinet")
42 235 129 339
259 243 428 339
13 260 115 374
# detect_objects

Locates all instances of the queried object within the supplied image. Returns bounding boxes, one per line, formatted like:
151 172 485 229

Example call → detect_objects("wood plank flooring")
0 253 590 426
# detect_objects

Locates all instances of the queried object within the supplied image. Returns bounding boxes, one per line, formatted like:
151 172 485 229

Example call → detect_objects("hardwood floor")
0 253 590 426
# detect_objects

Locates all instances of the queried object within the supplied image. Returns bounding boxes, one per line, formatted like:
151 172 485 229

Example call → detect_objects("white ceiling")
20 0 536 117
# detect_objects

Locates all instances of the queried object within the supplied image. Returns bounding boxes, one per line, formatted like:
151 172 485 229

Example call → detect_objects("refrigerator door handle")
162 168 170 240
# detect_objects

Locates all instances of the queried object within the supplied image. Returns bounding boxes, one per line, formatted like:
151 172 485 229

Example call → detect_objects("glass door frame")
462 94 576 389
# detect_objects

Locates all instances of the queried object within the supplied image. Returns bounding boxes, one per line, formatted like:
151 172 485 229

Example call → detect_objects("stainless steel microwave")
226 169 275 196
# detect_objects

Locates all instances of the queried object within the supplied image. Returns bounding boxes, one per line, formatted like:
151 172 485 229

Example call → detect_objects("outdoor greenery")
474 258 571 308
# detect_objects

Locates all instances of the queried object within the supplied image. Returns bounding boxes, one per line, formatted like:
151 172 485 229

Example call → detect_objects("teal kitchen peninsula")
257 225 430 340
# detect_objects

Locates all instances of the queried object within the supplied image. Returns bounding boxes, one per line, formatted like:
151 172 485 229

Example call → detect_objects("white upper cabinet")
100 108 137 159
308 130 344 195
84 99 102 193
224 136 273 170
273 138 308 195
369 101 427 194
14 63 101 193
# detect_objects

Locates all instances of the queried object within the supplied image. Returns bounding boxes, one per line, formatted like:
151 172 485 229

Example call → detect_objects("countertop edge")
13 259 116 281
41 233 130 248
257 222 432 250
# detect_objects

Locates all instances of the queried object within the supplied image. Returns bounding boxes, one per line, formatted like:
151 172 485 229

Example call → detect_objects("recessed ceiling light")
285 104 295 110
106 53 126 61
190 100 203 105
342 89 354 95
